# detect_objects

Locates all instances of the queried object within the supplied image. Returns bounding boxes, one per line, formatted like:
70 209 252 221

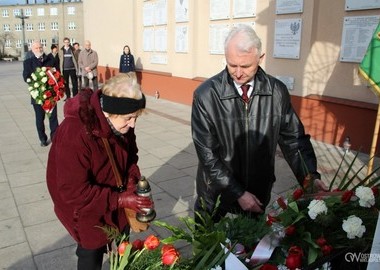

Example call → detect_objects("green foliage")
154 197 229 268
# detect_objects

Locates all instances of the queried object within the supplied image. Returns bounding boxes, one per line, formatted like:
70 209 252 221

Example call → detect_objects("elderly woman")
47 73 153 270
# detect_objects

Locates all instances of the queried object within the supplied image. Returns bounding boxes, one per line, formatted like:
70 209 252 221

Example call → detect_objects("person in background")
46 73 153 270
23 40 58 147
59 37 78 100
73 42 82 91
78 40 99 90
119 45 135 74
191 24 327 222
47 44 60 71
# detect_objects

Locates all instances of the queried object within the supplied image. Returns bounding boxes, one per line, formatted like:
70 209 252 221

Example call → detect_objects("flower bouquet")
102 151 380 270
26 66 65 116
257 151 380 270
101 218 229 270
101 226 182 270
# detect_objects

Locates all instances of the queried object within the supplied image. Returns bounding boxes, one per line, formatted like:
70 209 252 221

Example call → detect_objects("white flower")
30 90 39 99
33 82 40 88
321 262 332 270
39 71 45 77
26 78 31 83
355 186 375 208
31 73 37 81
28 86 33 91
41 76 48 83
41 66 47 71
342 215 366 239
210 265 222 270
307 199 328 220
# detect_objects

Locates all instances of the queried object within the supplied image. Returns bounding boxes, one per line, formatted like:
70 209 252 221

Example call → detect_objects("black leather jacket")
191 67 320 214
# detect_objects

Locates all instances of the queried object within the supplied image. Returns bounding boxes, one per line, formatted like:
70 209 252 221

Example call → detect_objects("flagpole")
368 99 380 176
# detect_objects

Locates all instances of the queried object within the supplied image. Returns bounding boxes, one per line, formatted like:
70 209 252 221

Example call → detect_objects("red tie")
241 84 250 103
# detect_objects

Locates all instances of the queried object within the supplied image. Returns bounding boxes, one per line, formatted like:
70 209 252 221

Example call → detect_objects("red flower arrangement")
105 232 182 270
26 66 65 116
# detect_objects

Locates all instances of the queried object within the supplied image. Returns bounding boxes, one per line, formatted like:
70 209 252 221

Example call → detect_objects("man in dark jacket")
191 24 326 222
23 40 58 146
59 37 78 99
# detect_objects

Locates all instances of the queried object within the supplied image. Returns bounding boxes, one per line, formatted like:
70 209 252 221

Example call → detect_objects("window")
50 7 58 16
40 39 47 48
27 39 33 48
24 8 32 16
3 24 10 31
16 40 22 48
13 9 21 17
2 9 9 17
38 22 45 31
37 8 45 16
26 23 33 31
51 22 58 30
15 24 22 31
67 6 75 15
68 22 76 30
5 40 11 48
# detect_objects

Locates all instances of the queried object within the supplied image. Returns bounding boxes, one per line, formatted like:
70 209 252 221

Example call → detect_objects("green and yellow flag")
359 21 380 95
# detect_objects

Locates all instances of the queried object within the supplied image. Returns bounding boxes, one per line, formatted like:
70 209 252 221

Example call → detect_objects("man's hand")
314 179 328 192
237 191 264 213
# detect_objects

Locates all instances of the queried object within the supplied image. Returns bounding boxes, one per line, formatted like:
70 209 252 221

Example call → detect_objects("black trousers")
83 76 99 91
76 244 106 270
63 69 78 98
32 104 58 143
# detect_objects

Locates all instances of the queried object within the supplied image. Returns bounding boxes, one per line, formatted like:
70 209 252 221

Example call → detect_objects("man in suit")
23 40 59 147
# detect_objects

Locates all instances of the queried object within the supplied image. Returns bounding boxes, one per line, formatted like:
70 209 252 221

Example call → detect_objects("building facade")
0 0 83 58
80 0 380 154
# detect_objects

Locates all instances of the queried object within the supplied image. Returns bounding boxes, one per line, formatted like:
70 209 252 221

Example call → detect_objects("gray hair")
224 24 262 56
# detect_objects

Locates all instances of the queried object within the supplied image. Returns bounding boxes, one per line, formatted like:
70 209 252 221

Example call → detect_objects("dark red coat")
47 89 141 249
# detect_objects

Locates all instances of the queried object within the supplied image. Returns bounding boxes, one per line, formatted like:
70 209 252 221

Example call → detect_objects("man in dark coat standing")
23 40 59 146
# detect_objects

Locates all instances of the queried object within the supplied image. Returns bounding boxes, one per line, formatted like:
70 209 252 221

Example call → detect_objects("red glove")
118 192 153 213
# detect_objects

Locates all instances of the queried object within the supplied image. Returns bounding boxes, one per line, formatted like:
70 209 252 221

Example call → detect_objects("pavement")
0 61 379 269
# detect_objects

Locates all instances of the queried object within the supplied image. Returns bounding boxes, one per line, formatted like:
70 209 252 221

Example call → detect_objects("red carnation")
285 225 296 236
277 196 287 209
48 78 56 85
42 99 54 112
322 244 333 255
316 236 327 247
44 90 52 98
372 186 379 196
341 190 354 203
286 246 303 270
292 188 304 200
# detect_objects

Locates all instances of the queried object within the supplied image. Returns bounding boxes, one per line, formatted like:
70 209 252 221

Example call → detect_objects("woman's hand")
118 192 153 213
